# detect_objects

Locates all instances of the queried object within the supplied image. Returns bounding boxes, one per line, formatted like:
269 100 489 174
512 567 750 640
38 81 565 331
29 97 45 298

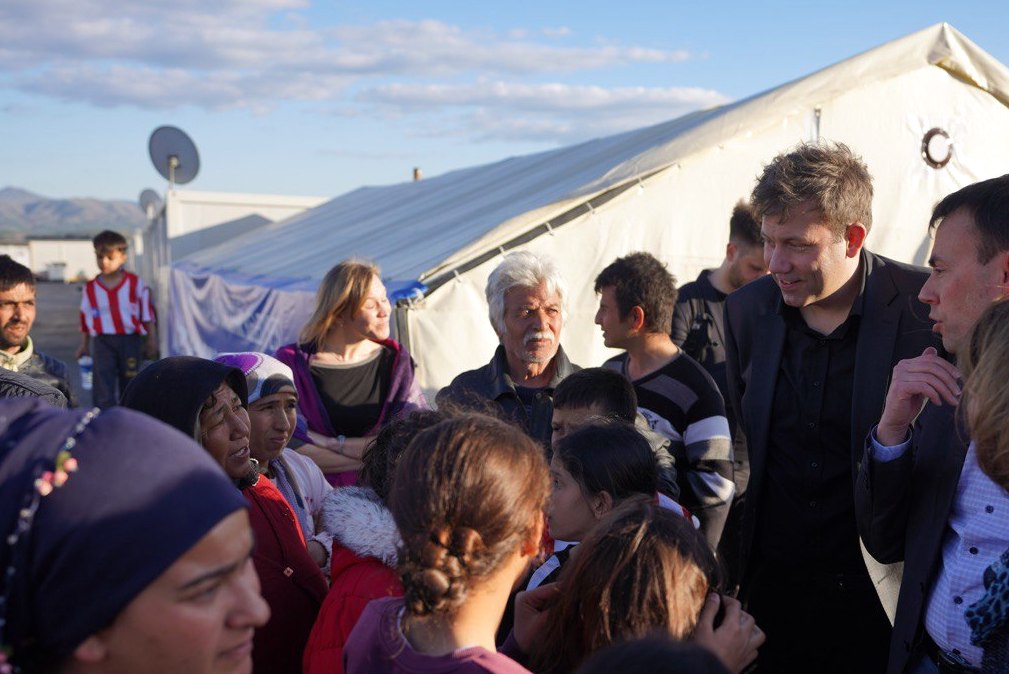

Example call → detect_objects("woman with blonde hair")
276 259 426 486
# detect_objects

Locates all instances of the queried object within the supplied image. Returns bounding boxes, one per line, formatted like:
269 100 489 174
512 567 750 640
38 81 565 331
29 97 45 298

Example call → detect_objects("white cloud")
542 26 572 38
359 81 727 112
357 81 729 144
0 0 722 142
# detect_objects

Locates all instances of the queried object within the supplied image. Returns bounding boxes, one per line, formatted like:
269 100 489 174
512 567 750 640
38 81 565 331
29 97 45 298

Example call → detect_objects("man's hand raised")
876 347 960 446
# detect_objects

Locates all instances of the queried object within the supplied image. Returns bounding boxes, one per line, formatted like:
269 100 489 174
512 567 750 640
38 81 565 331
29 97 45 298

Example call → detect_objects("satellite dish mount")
148 126 200 189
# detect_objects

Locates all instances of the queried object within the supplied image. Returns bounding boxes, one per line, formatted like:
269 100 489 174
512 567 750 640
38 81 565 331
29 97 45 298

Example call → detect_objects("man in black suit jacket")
856 175 1009 673
724 142 939 674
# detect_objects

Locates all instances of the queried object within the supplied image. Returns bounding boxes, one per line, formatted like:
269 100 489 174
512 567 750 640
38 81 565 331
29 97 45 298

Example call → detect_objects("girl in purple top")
276 259 426 487
344 414 551 674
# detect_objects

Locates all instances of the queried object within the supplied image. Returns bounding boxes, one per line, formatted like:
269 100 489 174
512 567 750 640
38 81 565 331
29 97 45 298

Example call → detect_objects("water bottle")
78 356 93 391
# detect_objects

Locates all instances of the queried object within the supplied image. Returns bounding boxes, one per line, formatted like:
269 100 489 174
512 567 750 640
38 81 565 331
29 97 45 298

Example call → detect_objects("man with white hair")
437 251 581 444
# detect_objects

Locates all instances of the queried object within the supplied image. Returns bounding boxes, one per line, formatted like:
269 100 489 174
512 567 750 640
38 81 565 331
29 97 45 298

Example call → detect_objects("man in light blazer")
724 142 940 674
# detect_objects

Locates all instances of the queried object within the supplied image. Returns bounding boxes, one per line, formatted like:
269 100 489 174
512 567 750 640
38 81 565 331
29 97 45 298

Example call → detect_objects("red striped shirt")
80 271 154 336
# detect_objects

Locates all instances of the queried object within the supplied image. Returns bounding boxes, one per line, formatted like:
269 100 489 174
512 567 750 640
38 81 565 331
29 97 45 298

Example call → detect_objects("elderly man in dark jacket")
438 251 580 445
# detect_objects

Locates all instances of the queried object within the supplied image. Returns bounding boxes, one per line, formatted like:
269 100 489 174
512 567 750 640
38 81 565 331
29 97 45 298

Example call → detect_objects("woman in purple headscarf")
276 259 427 487
0 399 269 674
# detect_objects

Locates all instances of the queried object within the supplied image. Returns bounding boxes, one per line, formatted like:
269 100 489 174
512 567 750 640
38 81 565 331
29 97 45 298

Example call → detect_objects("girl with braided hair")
344 413 551 673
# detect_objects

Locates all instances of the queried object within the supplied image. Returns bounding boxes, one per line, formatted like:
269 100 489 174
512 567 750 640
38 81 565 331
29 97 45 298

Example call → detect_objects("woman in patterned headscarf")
122 356 328 674
0 399 269 674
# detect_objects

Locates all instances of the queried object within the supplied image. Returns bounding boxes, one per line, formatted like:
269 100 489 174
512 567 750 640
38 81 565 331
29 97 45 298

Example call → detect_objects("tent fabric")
170 22 1009 380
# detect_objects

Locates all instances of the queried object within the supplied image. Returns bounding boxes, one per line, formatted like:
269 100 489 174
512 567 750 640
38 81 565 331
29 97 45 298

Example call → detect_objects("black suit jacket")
723 249 939 606
855 402 968 674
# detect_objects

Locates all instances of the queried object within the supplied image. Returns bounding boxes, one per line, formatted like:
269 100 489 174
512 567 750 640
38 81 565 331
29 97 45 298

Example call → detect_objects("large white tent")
170 22 1009 394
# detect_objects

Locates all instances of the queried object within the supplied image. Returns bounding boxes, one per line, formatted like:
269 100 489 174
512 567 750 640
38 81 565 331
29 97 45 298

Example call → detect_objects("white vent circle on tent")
922 128 952 169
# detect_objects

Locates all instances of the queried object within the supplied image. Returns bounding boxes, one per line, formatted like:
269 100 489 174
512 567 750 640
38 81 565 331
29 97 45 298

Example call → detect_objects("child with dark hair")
76 229 156 408
532 422 690 590
551 367 678 500
532 498 764 674
345 413 552 673
304 409 447 674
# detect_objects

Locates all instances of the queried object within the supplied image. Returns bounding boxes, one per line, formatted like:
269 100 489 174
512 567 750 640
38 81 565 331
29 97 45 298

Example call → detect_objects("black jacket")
0 368 67 408
437 345 580 445
724 249 940 612
17 350 76 407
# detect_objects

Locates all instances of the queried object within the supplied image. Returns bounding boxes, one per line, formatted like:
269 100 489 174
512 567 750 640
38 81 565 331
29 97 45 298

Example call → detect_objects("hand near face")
876 347 961 446
693 593 764 674
512 582 560 654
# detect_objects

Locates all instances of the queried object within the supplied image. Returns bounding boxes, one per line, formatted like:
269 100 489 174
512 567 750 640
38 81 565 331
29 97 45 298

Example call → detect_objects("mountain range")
0 187 147 240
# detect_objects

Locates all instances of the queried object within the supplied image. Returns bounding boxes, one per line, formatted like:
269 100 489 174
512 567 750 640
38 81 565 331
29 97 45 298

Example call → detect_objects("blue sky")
1 0 1005 202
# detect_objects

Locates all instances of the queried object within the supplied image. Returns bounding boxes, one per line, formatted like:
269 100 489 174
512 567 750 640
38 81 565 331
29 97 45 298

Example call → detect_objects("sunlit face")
551 404 606 447
594 286 634 349
248 389 298 465
200 383 253 481
0 283 35 353
79 510 270 674
501 282 562 366
726 243 769 291
345 275 391 341
96 248 128 277
761 200 859 309
919 208 1009 354
547 455 602 543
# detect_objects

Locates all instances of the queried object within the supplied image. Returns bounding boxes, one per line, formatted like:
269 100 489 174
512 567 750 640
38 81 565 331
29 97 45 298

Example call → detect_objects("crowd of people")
1 141 1008 674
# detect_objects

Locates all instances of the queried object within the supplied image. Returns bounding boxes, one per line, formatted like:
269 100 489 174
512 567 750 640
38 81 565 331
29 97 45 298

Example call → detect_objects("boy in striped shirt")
75 230 156 408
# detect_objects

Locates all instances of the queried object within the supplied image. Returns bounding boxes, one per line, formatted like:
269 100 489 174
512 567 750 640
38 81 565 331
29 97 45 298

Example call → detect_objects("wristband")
335 434 347 455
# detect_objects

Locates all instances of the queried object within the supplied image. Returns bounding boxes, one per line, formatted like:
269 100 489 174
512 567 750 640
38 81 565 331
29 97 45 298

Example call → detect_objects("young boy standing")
75 230 156 408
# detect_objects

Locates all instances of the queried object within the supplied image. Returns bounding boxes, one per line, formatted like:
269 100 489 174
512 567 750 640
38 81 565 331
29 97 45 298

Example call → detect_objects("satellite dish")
148 126 200 187
138 188 163 219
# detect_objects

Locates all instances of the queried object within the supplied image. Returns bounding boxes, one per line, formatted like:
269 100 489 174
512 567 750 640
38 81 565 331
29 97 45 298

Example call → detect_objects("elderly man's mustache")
524 331 554 345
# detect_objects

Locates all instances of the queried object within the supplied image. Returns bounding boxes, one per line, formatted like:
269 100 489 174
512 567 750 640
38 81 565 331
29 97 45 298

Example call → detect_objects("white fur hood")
320 486 400 567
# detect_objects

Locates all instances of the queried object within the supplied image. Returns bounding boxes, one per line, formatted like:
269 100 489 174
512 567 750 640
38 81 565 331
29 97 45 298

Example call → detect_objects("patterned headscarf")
213 352 296 405
0 400 246 672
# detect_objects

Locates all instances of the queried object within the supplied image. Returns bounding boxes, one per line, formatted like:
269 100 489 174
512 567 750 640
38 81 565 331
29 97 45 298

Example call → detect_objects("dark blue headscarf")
0 399 247 671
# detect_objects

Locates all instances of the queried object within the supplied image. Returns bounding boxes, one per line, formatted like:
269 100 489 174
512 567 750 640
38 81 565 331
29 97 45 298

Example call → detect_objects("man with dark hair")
595 252 733 547
672 199 767 590
724 142 939 674
0 255 74 405
857 174 1009 674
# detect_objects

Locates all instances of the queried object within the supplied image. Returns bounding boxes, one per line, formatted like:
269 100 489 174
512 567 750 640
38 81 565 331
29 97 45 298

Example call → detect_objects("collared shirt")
437 344 581 445
870 436 1009 666
0 335 34 371
758 264 867 572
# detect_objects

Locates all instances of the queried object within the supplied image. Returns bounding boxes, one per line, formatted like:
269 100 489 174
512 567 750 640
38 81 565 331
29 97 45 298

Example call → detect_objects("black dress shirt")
757 277 868 574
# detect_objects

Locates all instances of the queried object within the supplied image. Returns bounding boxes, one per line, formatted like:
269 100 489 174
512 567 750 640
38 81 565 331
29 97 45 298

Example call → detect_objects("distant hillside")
0 187 147 240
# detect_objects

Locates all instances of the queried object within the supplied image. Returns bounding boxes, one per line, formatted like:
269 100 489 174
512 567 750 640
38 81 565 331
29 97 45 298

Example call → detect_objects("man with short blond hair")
725 141 940 674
